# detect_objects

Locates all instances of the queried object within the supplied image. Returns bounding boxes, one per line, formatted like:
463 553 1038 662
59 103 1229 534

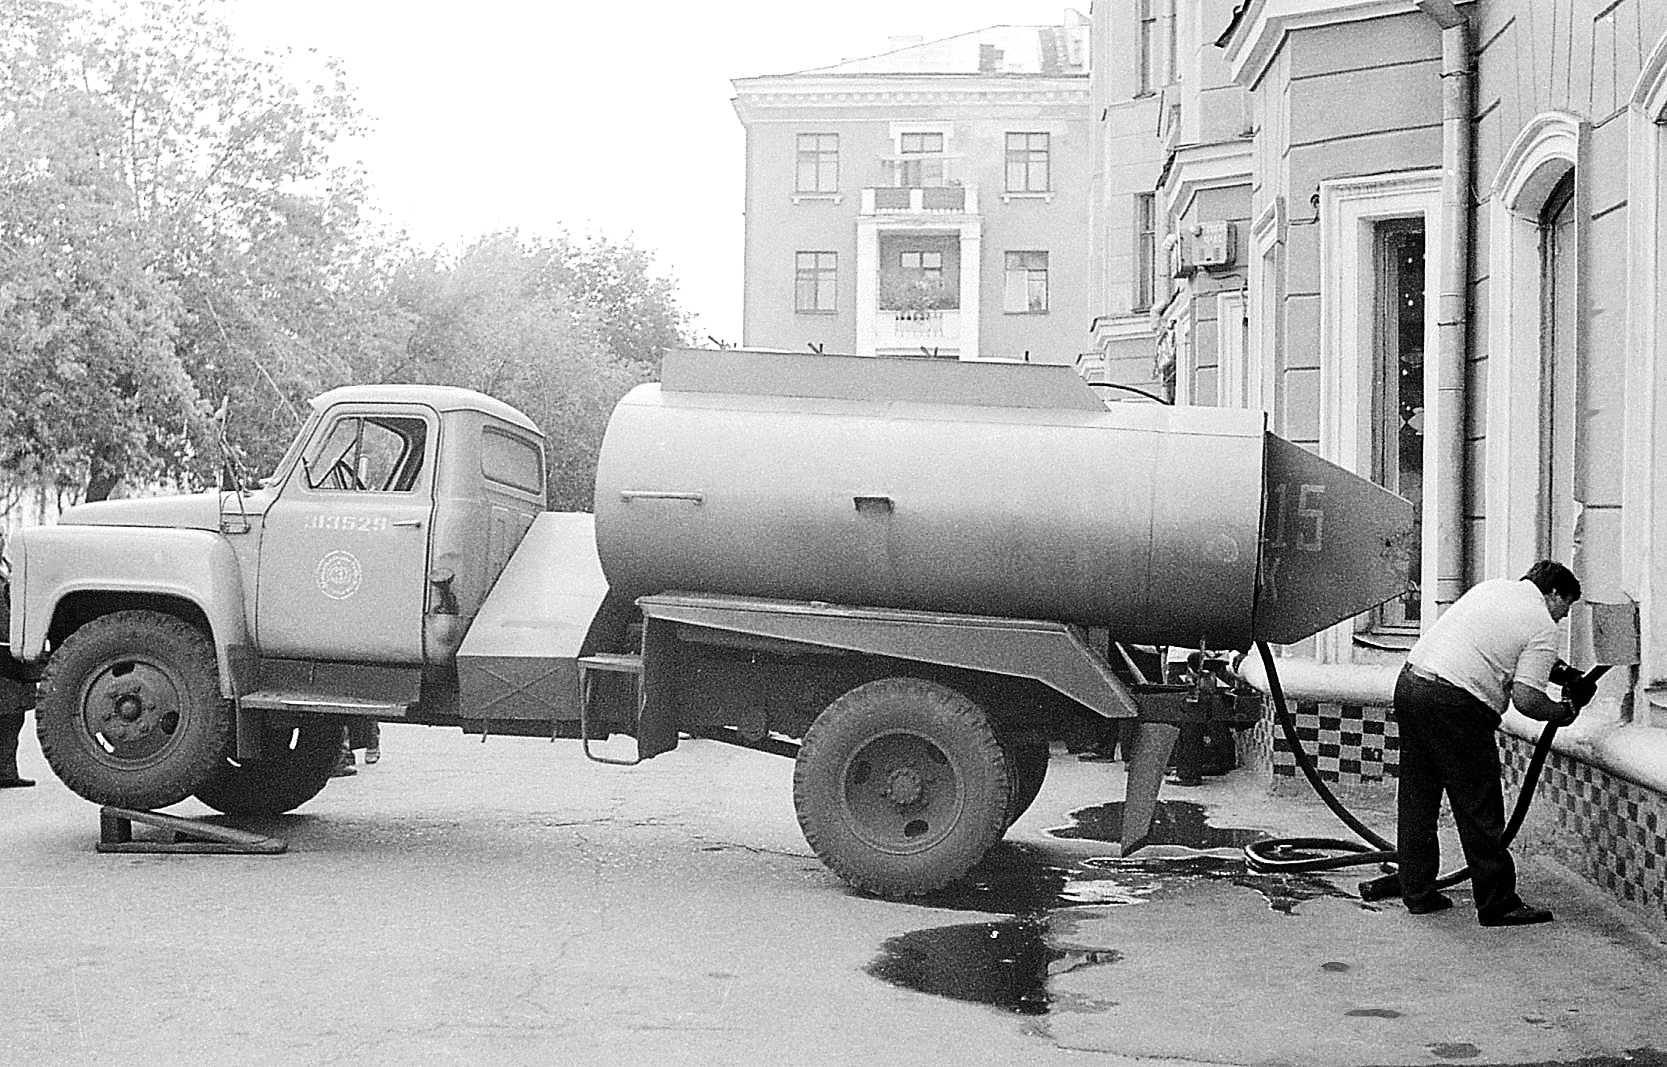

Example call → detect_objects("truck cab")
244 386 546 671
5 385 548 814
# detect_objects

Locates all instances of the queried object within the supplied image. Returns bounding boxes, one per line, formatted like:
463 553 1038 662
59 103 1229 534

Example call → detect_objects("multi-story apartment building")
731 16 1092 363
1087 0 1667 930
1081 1 1167 391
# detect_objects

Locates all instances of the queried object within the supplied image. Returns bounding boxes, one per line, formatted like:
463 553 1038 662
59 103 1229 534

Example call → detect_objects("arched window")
1624 37 1667 725
1483 112 1581 579
1537 172 1577 564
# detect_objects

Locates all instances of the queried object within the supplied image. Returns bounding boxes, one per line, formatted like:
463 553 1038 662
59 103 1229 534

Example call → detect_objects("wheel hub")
83 661 182 756
102 687 155 742
840 731 965 854
114 693 145 722
883 767 925 805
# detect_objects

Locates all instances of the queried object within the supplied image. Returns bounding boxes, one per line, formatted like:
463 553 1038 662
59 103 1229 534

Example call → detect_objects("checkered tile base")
1262 699 1399 792
1235 697 1667 931
1501 736 1667 931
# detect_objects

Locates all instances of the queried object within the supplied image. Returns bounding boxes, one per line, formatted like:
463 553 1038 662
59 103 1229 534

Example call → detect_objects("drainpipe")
1415 0 1472 613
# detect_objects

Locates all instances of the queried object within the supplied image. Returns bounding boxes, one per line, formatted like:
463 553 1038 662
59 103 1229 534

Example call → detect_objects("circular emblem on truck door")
317 550 363 601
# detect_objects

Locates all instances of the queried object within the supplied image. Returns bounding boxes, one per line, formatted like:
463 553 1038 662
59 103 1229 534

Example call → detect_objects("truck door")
256 405 437 663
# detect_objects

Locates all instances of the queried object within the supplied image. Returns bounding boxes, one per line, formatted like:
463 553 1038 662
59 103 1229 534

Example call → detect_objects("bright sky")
225 1 1086 344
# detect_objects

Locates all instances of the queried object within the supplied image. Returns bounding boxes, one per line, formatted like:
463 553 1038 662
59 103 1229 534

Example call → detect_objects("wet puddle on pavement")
866 917 1121 1016
867 800 1356 1017
1049 797 1269 851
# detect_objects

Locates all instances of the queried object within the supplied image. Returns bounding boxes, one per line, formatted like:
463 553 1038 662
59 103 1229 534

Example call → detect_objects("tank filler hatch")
1252 433 1417 644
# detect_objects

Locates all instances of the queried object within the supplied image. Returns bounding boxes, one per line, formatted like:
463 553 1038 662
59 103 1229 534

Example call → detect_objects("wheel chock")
97 806 287 855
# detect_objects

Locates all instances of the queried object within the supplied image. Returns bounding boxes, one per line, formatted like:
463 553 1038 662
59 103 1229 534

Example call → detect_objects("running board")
97 807 287 855
238 692 411 718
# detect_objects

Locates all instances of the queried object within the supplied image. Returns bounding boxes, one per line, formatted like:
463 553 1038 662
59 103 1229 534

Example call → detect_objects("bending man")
1393 560 1583 927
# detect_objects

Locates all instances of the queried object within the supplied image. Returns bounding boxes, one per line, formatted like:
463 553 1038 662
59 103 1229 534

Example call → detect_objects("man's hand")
1549 660 1601 710
1551 701 1579 728
1562 671 1599 711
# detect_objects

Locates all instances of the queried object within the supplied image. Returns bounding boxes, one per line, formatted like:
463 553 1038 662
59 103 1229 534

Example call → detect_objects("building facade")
1088 0 1667 928
732 17 1093 364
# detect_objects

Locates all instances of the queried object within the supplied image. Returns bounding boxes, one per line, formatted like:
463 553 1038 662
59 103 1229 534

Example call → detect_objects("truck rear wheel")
194 716 342 816
999 730 1050 828
793 677 1011 898
36 610 231 810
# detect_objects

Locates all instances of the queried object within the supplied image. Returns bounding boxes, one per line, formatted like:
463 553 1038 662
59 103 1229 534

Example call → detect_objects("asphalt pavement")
2 721 1665 1066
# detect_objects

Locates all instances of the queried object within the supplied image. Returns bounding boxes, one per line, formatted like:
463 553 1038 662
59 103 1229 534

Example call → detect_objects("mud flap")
1120 721 1180 855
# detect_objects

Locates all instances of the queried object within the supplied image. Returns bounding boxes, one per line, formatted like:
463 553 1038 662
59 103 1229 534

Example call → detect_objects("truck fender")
637 593 1142 720
12 525 253 699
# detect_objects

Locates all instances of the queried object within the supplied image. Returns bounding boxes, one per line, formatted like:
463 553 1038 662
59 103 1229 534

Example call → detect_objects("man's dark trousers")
1392 667 1524 919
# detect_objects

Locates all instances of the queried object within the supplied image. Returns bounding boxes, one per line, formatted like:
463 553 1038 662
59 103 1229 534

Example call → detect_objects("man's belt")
1404 664 1447 685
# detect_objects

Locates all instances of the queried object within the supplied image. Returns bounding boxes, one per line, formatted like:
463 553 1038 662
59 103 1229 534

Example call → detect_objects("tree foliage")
393 233 655 510
0 0 691 513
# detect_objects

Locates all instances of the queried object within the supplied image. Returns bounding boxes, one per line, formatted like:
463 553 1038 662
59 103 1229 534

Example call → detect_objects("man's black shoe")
1405 892 1453 914
1479 904 1553 927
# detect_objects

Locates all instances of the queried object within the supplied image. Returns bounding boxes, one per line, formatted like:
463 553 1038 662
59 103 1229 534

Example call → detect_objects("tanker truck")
0 348 1414 896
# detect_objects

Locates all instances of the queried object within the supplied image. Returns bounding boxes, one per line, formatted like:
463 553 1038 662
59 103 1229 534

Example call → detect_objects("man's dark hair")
1522 560 1581 601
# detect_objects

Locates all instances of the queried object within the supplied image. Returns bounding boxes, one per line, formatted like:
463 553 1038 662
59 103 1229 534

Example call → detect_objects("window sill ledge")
1000 192 1054 204
791 193 844 205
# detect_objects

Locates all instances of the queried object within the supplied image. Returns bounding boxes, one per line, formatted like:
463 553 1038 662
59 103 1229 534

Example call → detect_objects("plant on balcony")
879 274 955 314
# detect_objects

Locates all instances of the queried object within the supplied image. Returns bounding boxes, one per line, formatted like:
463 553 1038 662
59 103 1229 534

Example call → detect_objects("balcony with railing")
872 308 962 355
860 183 978 216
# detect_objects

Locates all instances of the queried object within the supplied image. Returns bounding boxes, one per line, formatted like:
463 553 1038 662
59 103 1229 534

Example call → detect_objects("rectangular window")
1137 0 1158 95
1135 193 1156 311
897 131 945 187
482 427 544 495
795 251 837 313
1373 220 1425 629
1003 251 1049 313
305 415 427 493
1163 0 1178 85
899 250 943 285
1005 132 1050 193
795 133 838 194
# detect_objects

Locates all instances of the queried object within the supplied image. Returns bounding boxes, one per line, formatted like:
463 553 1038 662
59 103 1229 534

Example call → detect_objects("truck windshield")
263 411 321 488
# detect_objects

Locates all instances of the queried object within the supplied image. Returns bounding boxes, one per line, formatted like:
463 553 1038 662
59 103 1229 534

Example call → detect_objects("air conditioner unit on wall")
1171 221 1238 277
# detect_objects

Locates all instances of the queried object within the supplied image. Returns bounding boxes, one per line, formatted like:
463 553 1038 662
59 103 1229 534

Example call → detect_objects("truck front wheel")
194 716 342 816
793 678 1011 898
36 611 231 810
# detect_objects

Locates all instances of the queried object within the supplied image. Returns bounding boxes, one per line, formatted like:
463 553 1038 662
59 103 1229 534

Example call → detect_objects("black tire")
999 730 1051 828
194 716 342 816
36 610 231 809
793 677 1011 898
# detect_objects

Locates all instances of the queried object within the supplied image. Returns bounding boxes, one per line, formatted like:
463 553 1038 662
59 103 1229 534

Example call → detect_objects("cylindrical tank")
594 350 1269 647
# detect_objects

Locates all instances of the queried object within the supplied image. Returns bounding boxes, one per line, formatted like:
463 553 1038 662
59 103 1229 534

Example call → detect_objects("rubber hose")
1242 640 1562 896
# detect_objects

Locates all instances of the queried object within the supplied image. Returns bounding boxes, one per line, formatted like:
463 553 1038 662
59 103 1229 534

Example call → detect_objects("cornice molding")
1220 0 1427 90
1160 140 1254 218
732 76 1089 121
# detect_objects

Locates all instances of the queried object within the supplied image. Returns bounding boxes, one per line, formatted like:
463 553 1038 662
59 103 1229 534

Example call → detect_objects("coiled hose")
1241 640 1565 900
